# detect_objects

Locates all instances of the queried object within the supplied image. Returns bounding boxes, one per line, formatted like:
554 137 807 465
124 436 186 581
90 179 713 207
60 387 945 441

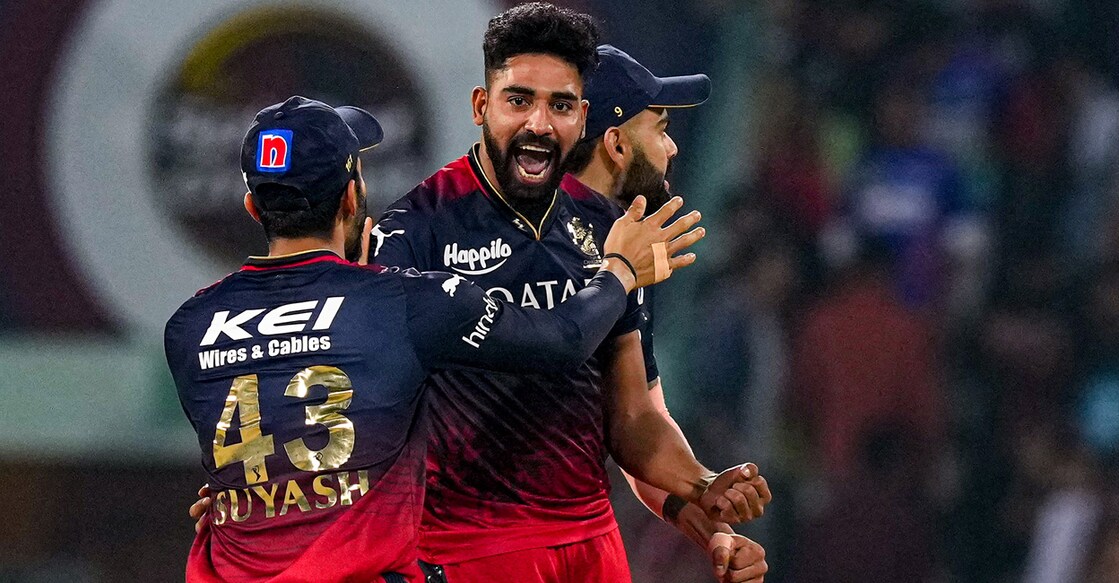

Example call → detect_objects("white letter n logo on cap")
257 130 293 172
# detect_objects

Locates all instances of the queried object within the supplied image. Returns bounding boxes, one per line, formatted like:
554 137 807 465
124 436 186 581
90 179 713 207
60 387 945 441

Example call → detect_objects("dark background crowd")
614 0 1119 581
5 0 1119 581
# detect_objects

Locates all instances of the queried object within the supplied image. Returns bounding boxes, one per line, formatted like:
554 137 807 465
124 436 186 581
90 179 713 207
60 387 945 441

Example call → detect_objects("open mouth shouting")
482 124 566 202
511 138 559 185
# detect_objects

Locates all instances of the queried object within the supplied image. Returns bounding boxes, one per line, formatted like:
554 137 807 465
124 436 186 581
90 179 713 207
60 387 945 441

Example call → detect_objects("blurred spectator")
753 75 834 292
826 74 975 311
1058 56 1119 268
793 0 896 121
695 217 798 474
756 76 834 243
949 249 1077 580
788 241 944 481
787 241 945 582
991 51 1073 276
1018 430 1101 583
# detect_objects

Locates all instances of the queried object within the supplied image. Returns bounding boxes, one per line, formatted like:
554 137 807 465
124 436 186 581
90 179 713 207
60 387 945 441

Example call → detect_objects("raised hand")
601 195 704 290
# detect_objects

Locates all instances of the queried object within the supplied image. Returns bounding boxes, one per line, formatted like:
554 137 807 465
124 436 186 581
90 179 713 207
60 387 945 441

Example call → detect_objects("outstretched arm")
405 197 705 373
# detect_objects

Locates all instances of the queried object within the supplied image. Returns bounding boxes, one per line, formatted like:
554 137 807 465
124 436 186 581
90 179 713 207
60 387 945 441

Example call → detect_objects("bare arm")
605 333 769 523
620 379 721 547
606 332 712 500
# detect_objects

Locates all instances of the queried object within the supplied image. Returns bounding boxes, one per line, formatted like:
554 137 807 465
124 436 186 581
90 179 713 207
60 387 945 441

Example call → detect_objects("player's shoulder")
389 154 480 213
165 274 234 344
386 266 468 292
167 271 240 328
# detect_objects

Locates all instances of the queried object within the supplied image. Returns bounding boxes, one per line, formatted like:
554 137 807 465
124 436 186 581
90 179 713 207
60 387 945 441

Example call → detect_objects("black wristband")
662 493 688 524
603 253 637 282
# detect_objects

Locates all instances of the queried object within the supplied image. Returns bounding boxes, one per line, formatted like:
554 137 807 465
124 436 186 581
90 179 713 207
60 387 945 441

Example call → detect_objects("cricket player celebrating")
165 95 705 582
370 4 771 582
563 45 768 582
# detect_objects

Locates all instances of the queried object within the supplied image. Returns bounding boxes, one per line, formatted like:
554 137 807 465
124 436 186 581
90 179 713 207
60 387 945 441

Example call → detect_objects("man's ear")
243 192 262 224
580 99 590 139
339 180 358 219
603 127 628 170
472 86 488 126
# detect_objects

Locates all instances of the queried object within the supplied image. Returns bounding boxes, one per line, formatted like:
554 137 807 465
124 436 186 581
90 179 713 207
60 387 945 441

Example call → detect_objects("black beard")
482 123 566 219
344 183 368 262
617 148 672 217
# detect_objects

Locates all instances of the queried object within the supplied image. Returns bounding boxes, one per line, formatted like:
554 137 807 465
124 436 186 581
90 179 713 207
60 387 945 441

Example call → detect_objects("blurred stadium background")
3 0 1119 580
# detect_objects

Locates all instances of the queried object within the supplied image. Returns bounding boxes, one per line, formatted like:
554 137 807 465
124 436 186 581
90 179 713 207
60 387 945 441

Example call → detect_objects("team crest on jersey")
567 217 602 269
256 130 293 172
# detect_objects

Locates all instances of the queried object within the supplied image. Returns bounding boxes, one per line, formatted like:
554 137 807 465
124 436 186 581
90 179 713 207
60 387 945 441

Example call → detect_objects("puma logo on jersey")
442 274 467 297
200 297 344 346
371 225 404 256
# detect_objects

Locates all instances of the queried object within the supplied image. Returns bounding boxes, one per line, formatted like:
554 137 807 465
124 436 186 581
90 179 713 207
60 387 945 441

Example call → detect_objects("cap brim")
649 74 711 108
336 106 384 150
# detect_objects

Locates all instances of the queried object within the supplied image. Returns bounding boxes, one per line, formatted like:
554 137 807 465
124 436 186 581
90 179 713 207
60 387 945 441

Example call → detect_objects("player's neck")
574 152 620 204
267 232 344 259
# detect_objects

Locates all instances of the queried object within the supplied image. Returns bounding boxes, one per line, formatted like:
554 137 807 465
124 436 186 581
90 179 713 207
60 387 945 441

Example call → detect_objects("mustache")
508 132 560 156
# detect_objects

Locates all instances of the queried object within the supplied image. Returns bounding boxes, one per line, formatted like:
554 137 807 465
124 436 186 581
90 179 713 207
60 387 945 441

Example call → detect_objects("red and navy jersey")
373 146 655 563
163 250 629 582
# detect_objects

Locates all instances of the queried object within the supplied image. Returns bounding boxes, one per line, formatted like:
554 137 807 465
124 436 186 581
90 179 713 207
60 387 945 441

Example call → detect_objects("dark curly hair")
483 2 600 85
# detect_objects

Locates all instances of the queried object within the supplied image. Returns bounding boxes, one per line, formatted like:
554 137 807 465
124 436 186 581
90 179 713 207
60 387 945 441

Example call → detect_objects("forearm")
621 380 695 518
622 469 725 551
609 408 713 503
623 469 669 517
523 269 629 368
607 341 714 502
451 270 627 372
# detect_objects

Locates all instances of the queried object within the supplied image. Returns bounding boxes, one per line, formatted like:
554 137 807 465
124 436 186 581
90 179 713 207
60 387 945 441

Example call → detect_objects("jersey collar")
468 143 560 240
560 174 618 208
241 249 349 271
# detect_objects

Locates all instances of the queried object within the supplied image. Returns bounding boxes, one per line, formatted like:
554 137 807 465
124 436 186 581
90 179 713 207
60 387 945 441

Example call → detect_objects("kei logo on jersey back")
567 217 602 269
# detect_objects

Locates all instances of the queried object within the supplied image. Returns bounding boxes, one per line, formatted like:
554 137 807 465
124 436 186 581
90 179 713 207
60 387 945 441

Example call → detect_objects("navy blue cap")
240 96 384 211
583 45 711 139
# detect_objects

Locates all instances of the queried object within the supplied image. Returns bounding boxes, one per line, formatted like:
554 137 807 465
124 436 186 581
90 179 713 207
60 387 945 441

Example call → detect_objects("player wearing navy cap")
564 45 771 583
165 95 703 582
367 4 770 582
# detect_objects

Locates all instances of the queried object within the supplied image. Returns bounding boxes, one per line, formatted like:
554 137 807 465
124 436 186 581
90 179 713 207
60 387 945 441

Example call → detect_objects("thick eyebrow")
501 85 579 102
503 85 536 96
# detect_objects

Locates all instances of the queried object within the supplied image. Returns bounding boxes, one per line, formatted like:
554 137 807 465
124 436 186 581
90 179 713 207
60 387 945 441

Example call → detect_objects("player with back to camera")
561 44 769 582
165 95 705 582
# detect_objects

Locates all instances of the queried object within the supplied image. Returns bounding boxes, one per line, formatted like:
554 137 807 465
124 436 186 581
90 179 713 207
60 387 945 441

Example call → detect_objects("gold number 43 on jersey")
213 366 356 485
